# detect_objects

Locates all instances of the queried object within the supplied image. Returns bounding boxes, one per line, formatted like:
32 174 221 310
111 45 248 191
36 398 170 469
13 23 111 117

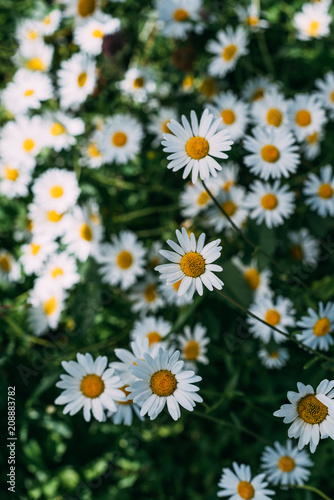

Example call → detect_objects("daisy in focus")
207 26 248 78
100 114 143 165
178 323 209 369
258 347 289 370
303 165 334 217
261 440 313 486
296 302 334 351
162 109 233 184
74 13 120 55
0 250 20 283
156 0 203 40
32 169 80 213
293 2 331 40
288 94 326 142
130 316 171 346
155 228 223 300
55 353 126 422
207 91 249 141
217 462 274 499
128 347 203 421
274 379 334 453
288 228 320 266
57 53 96 110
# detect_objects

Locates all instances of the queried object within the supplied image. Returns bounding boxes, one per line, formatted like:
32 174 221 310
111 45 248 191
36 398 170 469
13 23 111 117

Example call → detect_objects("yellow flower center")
308 20 319 37
90 213 100 224
23 139 35 152
80 223 93 241
112 131 127 147
43 296 57 316
197 191 210 206
330 91 334 103
221 109 236 125
244 268 260 290
92 28 103 38
88 143 101 157
271 351 279 359
261 193 278 210
313 317 331 337
265 309 281 326
295 109 311 127
267 108 283 127
252 88 264 101
222 44 237 61
0 255 11 272
51 122 66 136
43 15 51 25
278 456 295 472
26 57 45 71
261 144 280 163
237 481 255 500
184 340 200 360
116 250 133 269
221 200 237 216
117 385 133 405
77 72 87 87
4 166 19 181
28 30 38 40
147 331 162 346
247 16 259 26
173 8 189 22
185 136 209 160
173 280 182 291
133 77 144 88
223 180 234 191
307 131 318 144
162 120 171 134
30 243 40 255
51 267 64 279
150 370 177 397
180 252 205 278
50 185 64 198
291 244 303 261
47 210 63 222
297 394 328 424
318 183 333 199
77 0 96 17
144 284 157 303
80 374 105 398
24 89 34 97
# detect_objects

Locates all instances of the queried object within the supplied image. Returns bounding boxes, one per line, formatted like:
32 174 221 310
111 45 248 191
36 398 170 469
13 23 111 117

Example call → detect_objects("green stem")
257 31 276 77
113 204 178 223
292 485 333 500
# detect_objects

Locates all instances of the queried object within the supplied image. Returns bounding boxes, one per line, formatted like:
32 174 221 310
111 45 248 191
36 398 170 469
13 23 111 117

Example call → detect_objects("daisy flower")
162 109 233 184
242 76 280 102
207 186 248 233
119 65 156 103
207 91 249 141
244 180 295 228
128 347 203 421
180 179 218 218
274 379 334 453
178 323 209 368
288 228 320 266
57 53 96 110
79 130 104 169
236 4 269 31
147 107 178 147
214 161 240 192
301 128 323 160
28 282 66 335
250 91 289 129
2 68 52 115
61 0 100 22
39 10 62 36
32 168 80 213
130 316 172 347
156 0 203 40
248 296 296 344
129 277 165 315
15 41 54 72
261 440 313 486
20 237 58 275
74 12 120 55
55 353 126 422
288 94 326 142
258 347 289 370
217 462 274 499
0 250 20 283
0 161 33 199
207 26 248 78
107 385 144 426
159 280 193 307
15 19 44 46
44 112 85 152
243 126 300 180
296 302 334 351
293 2 331 40
315 71 334 117
100 114 143 165
232 257 273 300
303 165 334 217
28 203 68 241
155 228 223 300
97 231 146 290
36 252 80 291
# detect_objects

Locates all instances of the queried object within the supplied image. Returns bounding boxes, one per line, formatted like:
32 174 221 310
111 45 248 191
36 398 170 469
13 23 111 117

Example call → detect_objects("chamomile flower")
55 353 126 422
157 0 203 40
97 231 146 290
232 257 273 300
162 109 233 184
296 302 334 351
14 41 54 72
214 161 239 192
0 250 20 283
61 0 100 22
32 169 80 213
36 252 80 291
79 130 104 168
217 462 274 499
20 237 58 275
28 203 68 240
274 379 334 453
293 2 331 40
159 280 194 306
2 69 52 115
128 348 203 421
261 440 313 486
301 128 323 160
74 13 120 55
0 161 33 199
62 205 103 262
178 323 209 369
242 76 280 102
39 10 62 36
315 71 334 117
248 296 296 343
155 228 223 300
129 276 165 315
236 4 269 31
207 186 248 233
100 114 143 165
288 228 320 266
119 66 156 103
250 91 289 129
243 126 300 180
57 53 96 110
303 165 334 216
108 388 144 426
130 316 172 347
147 107 178 147
180 180 217 218
258 347 289 369
28 282 66 335
207 26 248 78
15 19 44 46
45 112 85 152
244 180 295 228
207 91 249 141
288 94 326 142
